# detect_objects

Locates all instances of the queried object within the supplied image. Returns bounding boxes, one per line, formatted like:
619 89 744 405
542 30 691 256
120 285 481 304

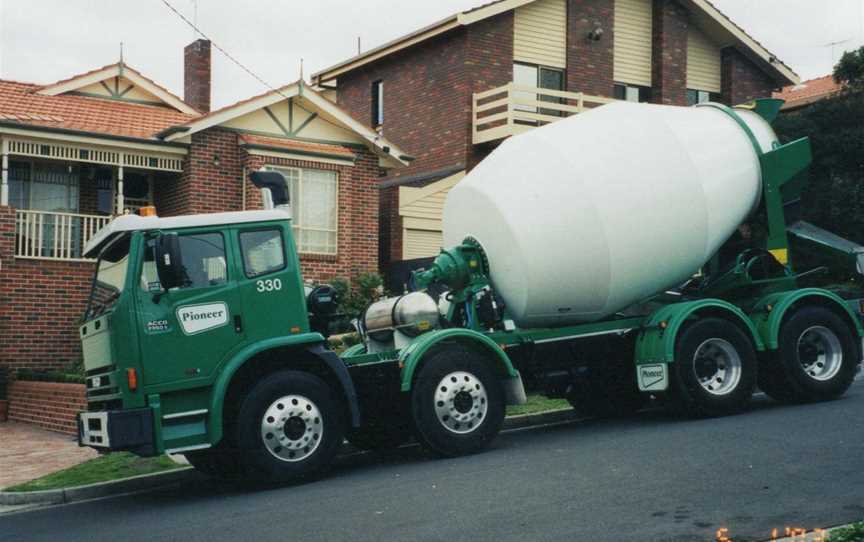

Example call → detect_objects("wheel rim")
434 371 488 434
692 338 743 396
260 395 323 462
797 326 843 382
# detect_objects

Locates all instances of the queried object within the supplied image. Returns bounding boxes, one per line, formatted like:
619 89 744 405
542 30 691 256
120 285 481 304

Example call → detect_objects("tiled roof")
774 75 843 109
239 134 356 158
0 78 198 140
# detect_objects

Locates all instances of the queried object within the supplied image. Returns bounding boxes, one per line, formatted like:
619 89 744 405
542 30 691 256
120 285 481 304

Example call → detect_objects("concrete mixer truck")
75 98 864 482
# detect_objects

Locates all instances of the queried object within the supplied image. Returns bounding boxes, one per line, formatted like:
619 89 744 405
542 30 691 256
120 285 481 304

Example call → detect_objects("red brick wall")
156 128 243 217
242 149 382 282
652 0 689 106
8 381 86 435
568 0 616 97
0 206 92 371
465 13 514 170
184 39 212 114
722 47 779 106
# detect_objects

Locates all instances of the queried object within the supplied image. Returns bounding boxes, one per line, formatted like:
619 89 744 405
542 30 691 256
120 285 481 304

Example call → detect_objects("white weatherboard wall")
613 0 653 87
513 0 567 69
687 26 722 92
444 102 777 328
400 171 464 259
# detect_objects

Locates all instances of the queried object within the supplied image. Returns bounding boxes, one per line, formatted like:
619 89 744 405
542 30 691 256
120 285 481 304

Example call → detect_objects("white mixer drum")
443 101 776 327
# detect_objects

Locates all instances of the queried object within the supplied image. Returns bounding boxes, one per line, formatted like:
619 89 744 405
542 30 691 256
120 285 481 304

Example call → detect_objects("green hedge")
16 360 85 385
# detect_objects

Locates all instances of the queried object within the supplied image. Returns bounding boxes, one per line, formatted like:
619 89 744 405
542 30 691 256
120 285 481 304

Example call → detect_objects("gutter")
0 120 189 149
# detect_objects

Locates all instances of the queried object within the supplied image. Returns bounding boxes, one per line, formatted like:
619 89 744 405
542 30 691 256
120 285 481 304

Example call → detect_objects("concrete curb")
0 467 195 506
0 408 582 508
502 408 583 431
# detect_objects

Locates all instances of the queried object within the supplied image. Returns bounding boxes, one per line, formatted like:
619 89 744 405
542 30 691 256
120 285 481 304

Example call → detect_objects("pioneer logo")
638 364 668 392
177 303 229 335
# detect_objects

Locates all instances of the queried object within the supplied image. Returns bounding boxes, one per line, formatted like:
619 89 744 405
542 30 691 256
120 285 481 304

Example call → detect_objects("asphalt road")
2 380 863 542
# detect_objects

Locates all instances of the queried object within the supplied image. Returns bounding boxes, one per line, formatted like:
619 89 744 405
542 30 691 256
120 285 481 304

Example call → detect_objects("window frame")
371 80 384 127
614 83 652 103
238 228 288 279
265 165 340 256
140 231 230 292
686 89 722 106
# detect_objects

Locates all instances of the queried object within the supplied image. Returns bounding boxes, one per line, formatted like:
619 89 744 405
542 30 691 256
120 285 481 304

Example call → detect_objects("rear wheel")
235 370 345 482
669 318 757 417
411 345 505 457
759 306 858 403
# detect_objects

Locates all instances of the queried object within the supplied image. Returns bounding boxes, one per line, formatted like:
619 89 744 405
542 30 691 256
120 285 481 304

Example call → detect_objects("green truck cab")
78 202 362 479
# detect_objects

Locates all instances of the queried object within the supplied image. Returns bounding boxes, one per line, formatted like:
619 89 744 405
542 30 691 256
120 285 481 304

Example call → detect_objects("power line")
158 0 294 100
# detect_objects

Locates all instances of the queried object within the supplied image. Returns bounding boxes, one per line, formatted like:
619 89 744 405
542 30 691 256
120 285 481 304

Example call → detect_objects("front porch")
1 135 184 261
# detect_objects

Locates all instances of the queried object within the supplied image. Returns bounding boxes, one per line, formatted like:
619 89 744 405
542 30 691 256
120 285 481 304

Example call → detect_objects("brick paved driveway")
0 421 97 489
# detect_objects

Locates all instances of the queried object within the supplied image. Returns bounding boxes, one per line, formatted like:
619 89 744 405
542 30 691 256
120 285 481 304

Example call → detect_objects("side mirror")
154 233 186 291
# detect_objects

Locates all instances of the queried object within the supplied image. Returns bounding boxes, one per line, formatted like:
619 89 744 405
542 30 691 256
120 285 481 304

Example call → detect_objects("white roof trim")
38 64 200 115
456 0 535 25
163 82 409 167
314 0 798 87
0 125 188 154
685 0 798 85
84 209 292 257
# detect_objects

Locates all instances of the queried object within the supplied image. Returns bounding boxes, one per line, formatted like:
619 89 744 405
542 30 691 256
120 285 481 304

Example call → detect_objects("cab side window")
240 229 286 278
140 233 227 291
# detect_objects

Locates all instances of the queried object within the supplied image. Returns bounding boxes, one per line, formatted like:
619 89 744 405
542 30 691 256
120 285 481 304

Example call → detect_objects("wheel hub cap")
434 371 487 434
692 338 742 396
260 395 323 462
797 326 843 382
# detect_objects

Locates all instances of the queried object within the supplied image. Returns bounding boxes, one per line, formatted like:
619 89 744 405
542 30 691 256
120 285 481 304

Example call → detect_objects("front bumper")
78 408 156 456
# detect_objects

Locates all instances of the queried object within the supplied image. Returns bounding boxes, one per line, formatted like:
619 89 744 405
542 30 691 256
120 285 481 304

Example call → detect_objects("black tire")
411 345 505 457
758 306 859 403
346 422 412 452
669 318 757 417
566 354 647 418
235 370 345 482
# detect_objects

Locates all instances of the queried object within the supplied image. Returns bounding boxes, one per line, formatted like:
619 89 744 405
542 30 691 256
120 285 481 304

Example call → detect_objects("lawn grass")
5 452 183 493
506 394 570 416
830 522 864 542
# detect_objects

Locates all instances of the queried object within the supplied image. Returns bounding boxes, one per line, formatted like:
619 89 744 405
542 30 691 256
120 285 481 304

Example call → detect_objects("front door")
135 230 245 387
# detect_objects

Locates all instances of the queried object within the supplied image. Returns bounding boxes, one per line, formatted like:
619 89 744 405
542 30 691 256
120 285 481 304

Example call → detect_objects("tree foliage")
833 46 864 91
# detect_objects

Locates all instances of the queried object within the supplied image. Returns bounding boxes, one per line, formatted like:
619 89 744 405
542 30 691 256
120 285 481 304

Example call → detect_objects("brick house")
0 39 407 373
312 0 800 285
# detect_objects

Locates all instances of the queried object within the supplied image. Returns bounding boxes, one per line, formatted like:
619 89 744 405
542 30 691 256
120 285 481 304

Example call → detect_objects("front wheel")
411 345 505 457
759 306 859 403
235 370 345 482
668 318 757 417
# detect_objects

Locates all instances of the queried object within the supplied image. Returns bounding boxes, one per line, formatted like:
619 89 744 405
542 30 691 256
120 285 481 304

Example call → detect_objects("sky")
0 0 863 109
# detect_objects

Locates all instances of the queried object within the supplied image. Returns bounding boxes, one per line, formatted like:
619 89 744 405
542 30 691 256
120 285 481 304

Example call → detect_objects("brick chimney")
184 39 211 113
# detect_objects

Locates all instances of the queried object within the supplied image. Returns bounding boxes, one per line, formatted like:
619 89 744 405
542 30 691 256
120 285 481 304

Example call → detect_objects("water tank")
443 101 776 328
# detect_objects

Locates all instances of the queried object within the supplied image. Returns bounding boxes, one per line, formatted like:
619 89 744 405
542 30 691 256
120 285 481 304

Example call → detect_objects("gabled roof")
159 80 410 167
0 78 198 141
774 75 843 111
313 0 798 87
38 62 199 115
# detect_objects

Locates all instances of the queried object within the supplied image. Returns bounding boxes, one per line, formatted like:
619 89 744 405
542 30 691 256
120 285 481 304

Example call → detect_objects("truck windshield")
83 234 131 321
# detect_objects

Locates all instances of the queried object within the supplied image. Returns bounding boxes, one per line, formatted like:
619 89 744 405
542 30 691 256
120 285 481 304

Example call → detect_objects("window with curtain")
267 166 338 255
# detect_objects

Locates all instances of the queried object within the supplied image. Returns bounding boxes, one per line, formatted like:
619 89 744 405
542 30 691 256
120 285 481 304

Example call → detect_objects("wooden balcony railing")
473 83 617 145
15 210 111 262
